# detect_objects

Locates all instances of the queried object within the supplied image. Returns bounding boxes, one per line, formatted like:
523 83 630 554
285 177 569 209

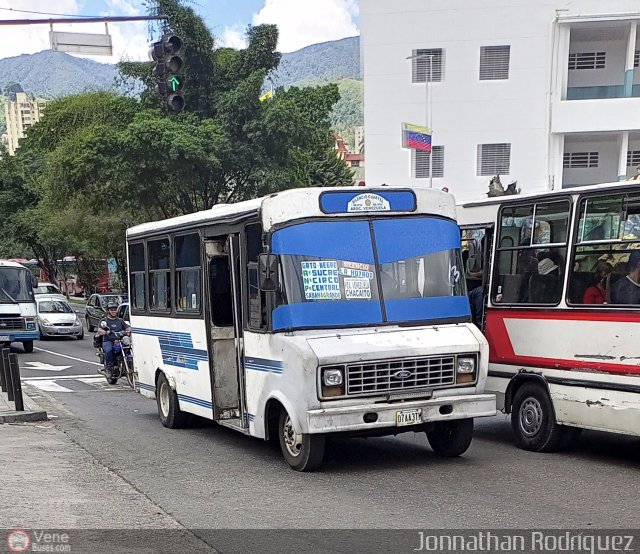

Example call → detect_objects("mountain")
0 37 362 143
0 50 118 98
270 36 360 88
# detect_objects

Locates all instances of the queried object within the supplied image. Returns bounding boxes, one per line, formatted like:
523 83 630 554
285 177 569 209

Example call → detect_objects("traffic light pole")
0 15 168 26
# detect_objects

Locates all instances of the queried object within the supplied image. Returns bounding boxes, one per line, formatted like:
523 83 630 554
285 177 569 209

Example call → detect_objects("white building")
4 92 48 156
361 0 640 201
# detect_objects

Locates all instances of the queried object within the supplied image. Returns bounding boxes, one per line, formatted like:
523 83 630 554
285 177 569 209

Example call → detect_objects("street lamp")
406 52 434 188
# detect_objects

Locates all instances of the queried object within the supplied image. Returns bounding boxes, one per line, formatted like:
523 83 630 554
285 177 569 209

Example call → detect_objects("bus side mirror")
258 254 279 292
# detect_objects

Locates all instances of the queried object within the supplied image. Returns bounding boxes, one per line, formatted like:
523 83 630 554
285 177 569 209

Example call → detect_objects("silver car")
36 296 84 340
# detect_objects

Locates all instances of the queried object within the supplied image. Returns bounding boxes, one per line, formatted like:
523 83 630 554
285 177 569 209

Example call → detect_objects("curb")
0 388 48 424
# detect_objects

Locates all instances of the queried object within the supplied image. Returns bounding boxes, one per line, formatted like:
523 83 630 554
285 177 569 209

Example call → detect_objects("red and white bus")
457 181 640 451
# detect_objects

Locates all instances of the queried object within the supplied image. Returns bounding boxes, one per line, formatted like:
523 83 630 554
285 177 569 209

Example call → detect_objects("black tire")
511 382 577 452
278 409 325 471
156 372 188 429
22 340 34 353
76 330 84 340
125 361 135 389
39 330 46 340
86 316 95 332
106 376 118 385
426 418 474 457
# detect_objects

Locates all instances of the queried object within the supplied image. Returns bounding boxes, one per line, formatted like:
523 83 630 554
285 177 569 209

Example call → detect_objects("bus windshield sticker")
347 193 390 213
302 261 341 300
344 277 371 299
338 267 374 279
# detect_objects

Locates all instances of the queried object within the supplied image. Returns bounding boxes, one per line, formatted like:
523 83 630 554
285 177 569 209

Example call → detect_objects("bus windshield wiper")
0 287 18 304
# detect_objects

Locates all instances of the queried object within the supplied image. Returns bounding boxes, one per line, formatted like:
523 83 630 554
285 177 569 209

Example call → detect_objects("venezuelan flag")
259 89 274 102
402 123 432 152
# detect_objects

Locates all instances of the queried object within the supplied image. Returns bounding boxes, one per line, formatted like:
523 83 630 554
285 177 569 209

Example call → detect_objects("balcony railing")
567 85 640 100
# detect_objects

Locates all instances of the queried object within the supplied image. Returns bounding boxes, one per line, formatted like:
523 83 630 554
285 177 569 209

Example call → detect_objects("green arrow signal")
168 76 182 92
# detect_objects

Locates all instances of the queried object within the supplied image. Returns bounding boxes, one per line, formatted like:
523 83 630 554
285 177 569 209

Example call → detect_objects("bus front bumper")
306 394 496 434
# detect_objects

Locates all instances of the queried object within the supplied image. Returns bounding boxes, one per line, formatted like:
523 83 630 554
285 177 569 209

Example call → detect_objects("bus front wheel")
426 418 474 457
278 409 325 472
156 373 188 429
511 382 579 452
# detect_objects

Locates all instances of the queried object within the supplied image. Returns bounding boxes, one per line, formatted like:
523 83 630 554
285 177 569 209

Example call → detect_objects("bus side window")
210 257 233 327
245 223 267 330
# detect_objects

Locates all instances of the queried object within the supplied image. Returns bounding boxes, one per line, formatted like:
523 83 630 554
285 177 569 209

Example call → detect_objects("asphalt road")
11 335 640 543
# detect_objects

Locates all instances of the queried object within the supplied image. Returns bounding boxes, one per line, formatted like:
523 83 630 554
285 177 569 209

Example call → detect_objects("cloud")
219 25 247 50
0 0 150 64
252 0 359 53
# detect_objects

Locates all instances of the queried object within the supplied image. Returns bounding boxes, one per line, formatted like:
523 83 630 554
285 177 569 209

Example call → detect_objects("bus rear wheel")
426 418 474 457
511 382 579 452
278 409 325 471
156 372 188 429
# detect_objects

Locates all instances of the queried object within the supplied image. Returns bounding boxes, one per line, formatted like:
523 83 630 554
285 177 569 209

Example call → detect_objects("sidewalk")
0 422 215 551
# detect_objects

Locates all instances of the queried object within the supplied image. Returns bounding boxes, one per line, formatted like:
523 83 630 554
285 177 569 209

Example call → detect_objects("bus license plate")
0 335 9 342
396 409 422 427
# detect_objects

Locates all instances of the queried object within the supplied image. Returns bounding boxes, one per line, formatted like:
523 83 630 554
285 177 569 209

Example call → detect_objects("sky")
0 0 360 63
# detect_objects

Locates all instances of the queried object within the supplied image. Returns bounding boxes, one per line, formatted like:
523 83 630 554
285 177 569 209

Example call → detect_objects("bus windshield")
0 267 35 303
271 217 469 330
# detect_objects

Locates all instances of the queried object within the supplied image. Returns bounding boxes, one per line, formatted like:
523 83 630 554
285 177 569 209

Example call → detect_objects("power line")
0 6 98 18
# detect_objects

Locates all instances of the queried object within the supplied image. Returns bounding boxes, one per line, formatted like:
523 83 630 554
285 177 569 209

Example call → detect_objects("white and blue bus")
0 260 39 352
126 187 496 470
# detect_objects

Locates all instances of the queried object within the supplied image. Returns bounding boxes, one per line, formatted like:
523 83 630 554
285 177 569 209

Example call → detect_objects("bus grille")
346 356 455 396
0 317 24 330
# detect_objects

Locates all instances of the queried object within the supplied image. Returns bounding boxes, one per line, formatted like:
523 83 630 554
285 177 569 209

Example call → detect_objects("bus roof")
0 260 28 269
127 186 457 238
457 179 640 226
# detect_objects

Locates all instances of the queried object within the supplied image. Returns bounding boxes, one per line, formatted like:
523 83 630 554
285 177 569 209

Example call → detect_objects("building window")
413 146 444 178
175 233 201 313
563 152 599 169
411 48 444 83
128 243 145 311
628 150 640 167
568 52 606 70
477 143 510 176
148 238 171 311
479 45 510 80
634 50 639 68
350 160 360 167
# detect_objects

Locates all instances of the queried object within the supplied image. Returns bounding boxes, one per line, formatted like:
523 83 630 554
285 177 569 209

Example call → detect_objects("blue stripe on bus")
133 327 208 370
177 393 213 409
384 296 471 322
138 382 155 392
245 357 284 374
372 218 461 264
272 301 383 331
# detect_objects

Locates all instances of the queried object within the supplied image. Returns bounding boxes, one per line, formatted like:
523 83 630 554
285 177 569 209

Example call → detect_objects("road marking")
77 377 107 385
25 379 74 392
22 374 98 381
23 361 72 372
33 346 102 366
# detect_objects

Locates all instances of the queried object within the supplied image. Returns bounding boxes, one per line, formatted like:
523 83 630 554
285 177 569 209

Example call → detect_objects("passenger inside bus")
611 251 640 305
582 261 613 304
529 257 562 304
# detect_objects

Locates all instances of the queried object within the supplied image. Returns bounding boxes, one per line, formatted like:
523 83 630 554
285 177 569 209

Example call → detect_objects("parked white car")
36 295 84 340
33 282 66 301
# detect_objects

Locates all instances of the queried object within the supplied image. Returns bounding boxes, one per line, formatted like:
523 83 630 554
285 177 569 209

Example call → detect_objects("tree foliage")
0 0 353 280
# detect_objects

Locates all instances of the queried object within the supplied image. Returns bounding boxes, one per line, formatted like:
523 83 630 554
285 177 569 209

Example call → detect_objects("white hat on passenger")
538 258 558 275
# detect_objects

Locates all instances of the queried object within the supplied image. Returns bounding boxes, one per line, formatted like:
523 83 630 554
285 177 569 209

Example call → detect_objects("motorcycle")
94 322 136 388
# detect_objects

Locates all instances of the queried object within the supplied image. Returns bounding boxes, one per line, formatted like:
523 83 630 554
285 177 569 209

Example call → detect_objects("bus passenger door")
204 236 246 427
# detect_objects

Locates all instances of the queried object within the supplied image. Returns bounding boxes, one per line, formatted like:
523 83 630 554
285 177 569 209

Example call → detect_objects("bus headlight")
456 356 476 384
321 366 345 397
323 368 343 386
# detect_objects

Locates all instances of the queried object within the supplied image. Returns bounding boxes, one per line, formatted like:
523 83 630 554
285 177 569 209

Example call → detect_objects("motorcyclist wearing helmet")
98 301 131 375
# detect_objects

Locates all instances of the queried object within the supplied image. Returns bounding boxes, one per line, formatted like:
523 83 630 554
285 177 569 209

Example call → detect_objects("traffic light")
150 33 185 113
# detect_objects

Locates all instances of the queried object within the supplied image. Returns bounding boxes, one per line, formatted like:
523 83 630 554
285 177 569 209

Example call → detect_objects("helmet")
106 301 118 309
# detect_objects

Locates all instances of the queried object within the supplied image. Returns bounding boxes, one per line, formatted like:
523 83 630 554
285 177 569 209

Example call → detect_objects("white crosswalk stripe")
23 374 130 393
